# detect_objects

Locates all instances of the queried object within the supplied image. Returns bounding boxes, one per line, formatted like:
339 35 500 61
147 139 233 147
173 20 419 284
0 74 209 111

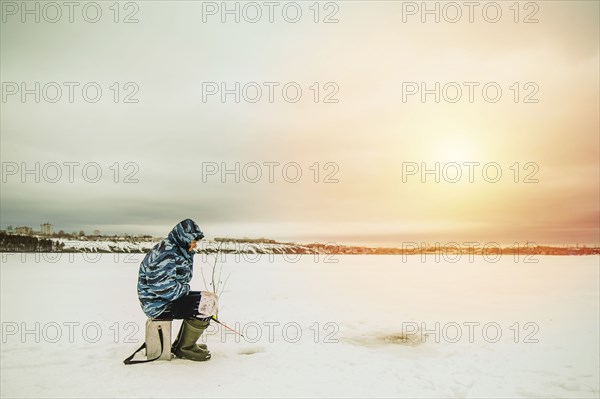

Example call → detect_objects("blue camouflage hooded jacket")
137 219 204 318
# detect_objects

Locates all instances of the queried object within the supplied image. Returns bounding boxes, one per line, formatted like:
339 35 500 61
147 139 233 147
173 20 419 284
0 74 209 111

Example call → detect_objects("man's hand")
198 291 219 317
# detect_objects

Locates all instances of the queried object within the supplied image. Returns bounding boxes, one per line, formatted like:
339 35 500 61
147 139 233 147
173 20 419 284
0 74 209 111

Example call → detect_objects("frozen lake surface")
1 253 599 398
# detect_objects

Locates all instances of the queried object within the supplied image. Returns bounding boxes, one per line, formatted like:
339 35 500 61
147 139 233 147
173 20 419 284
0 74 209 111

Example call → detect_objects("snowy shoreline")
1 237 599 255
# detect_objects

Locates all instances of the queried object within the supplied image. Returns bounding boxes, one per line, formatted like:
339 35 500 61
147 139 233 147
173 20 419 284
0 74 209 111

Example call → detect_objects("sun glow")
432 134 484 163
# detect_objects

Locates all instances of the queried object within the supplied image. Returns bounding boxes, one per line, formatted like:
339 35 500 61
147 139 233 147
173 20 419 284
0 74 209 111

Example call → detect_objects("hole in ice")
377 333 423 346
238 347 265 355
346 332 424 347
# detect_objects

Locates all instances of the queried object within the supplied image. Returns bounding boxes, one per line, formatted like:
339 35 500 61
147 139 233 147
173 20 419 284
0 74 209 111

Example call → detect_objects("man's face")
189 240 198 251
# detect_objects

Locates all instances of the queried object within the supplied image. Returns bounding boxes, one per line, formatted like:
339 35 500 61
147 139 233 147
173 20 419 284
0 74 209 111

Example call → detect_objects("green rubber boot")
172 321 208 352
172 318 211 361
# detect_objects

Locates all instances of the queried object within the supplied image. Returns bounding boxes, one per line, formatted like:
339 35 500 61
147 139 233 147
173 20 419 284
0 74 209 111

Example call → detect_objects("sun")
434 135 482 163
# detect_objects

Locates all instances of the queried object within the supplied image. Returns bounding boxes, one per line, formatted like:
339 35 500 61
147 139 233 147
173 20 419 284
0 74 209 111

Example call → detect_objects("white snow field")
1 253 598 398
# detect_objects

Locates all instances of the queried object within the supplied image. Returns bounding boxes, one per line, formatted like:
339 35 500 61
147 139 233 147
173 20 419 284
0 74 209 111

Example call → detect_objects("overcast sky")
1 1 598 246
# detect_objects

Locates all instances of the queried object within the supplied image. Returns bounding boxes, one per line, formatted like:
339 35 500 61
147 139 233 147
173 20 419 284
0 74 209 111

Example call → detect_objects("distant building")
41 223 53 236
15 226 33 235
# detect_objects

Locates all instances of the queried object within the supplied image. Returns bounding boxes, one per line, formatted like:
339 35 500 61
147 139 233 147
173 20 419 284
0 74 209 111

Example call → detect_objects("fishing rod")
211 316 245 337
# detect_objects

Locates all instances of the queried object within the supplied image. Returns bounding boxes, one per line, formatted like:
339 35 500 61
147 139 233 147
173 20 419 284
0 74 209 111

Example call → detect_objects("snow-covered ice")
1 253 598 398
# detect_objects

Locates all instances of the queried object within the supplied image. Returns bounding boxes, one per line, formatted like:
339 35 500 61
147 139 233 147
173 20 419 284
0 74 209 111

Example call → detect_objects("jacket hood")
167 219 204 251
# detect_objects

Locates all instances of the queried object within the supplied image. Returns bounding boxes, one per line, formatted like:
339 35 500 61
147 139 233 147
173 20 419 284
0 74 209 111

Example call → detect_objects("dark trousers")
157 291 206 320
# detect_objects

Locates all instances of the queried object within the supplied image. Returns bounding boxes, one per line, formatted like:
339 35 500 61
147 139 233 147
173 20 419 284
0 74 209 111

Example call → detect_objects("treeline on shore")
0 232 64 252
